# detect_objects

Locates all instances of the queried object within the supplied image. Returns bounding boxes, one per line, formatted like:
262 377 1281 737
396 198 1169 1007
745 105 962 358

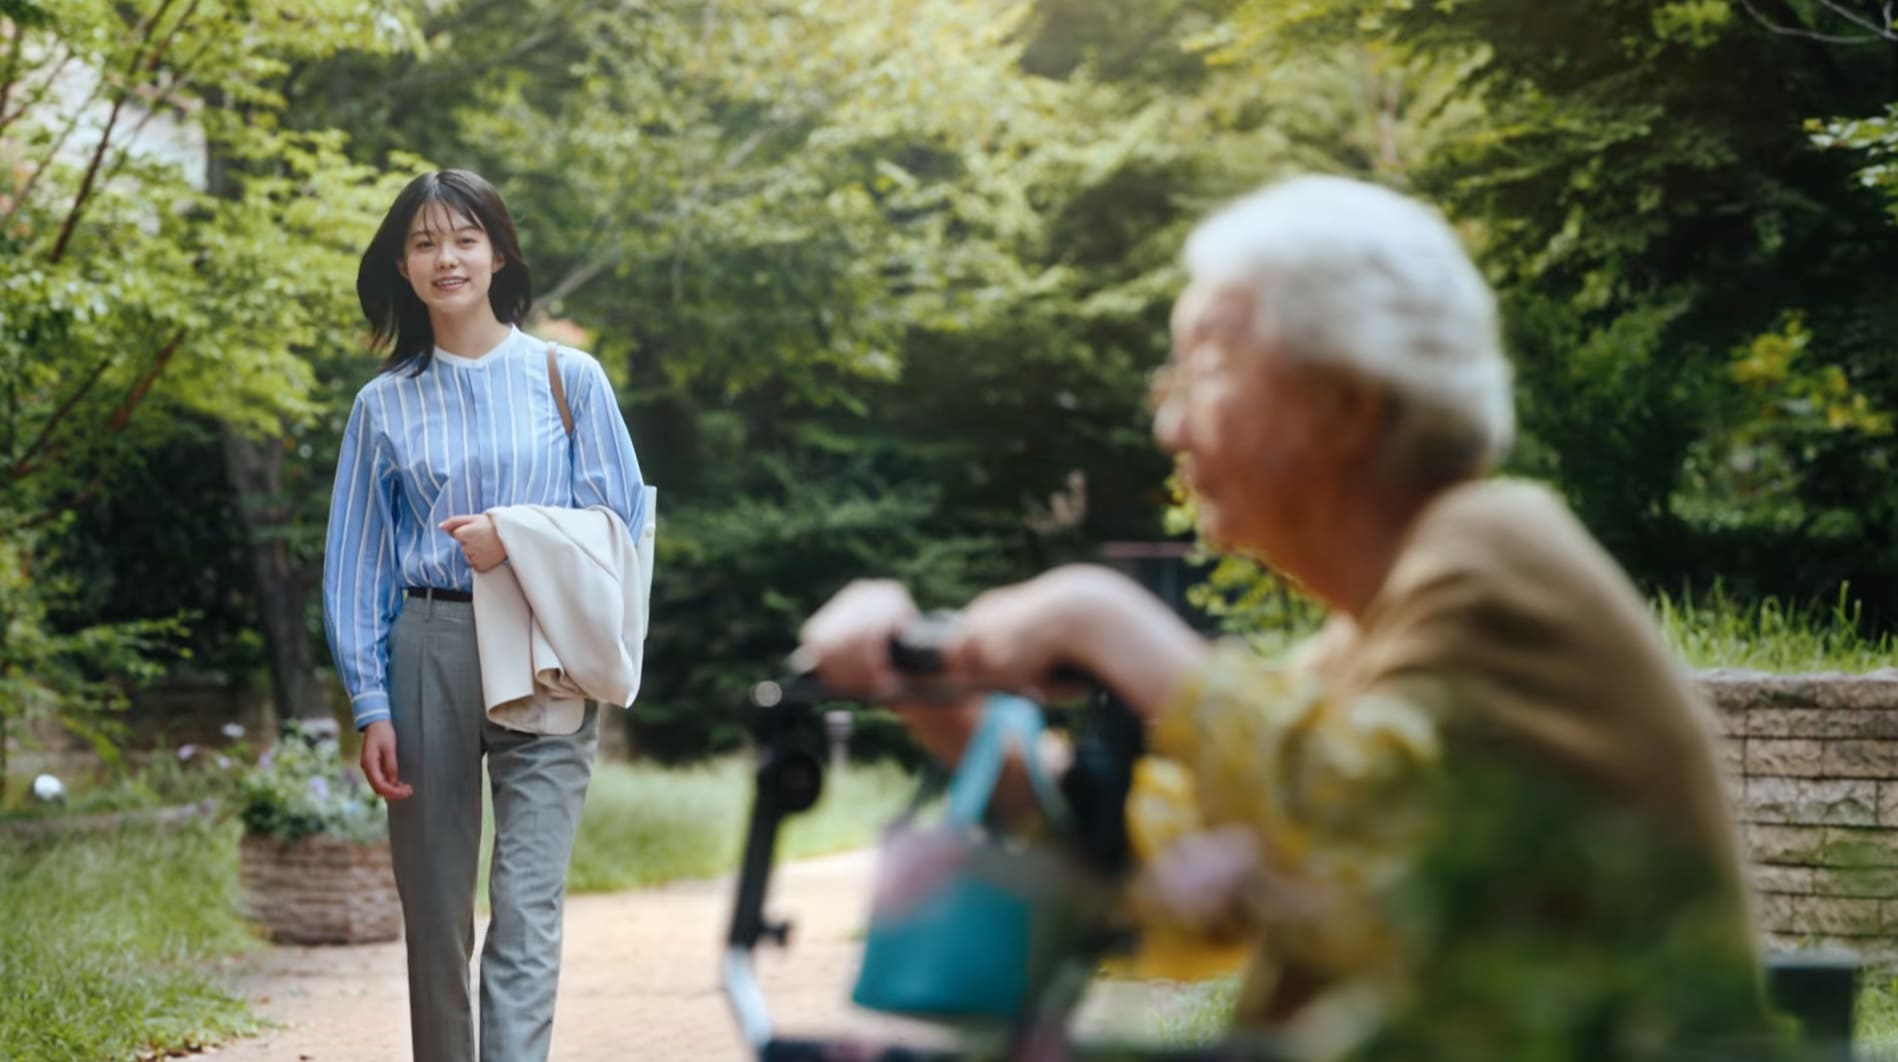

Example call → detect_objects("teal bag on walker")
850 694 1082 1022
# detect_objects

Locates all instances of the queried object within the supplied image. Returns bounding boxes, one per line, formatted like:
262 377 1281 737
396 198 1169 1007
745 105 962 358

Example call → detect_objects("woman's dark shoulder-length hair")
357 169 532 376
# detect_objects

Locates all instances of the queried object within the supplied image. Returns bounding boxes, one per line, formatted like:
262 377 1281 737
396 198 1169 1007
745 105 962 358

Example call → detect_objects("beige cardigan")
471 489 656 734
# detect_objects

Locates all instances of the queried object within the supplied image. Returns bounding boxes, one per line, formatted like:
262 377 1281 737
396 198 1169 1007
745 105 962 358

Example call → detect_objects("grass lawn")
0 821 259 1061
1656 584 1894 673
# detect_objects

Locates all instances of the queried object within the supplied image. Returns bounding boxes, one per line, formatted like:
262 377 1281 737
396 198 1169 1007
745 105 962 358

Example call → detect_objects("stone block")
1747 709 1898 740
1746 739 1825 778
1822 740 1898 779
1744 777 1800 824
1754 865 1813 895
1757 892 1800 933
1696 671 1898 715
1812 865 1898 898
1743 778 1877 827
1745 823 1828 864
1821 828 1898 868
1792 895 1882 936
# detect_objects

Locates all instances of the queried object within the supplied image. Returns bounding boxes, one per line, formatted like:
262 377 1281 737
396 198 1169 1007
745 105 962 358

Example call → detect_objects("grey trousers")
386 596 598 1062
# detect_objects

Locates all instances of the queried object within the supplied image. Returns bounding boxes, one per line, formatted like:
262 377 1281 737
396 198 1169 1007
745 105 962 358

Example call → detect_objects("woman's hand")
797 579 921 698
440 513 507 572
1136 824 1263 934
946 566 1112 697
947 565 1205 714
799 581 988 765
798 566 1210 761
359 720 413 801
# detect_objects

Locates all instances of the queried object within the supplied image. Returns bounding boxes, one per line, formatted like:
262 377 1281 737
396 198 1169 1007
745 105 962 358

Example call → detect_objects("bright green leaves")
1811 106 1898 224
1652 0 1734 48
1731 315 1891 437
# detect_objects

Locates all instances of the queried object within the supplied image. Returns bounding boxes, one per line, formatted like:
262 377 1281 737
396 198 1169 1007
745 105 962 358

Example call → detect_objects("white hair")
1183 175 1514 483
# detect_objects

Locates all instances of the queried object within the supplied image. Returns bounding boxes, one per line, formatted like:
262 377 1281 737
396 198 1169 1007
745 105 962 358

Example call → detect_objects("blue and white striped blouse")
322 327 645 731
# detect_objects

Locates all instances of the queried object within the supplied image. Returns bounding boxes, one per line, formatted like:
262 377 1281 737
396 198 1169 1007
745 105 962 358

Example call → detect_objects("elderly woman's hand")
799 579 986 766
1135 824 1264 936
798 579 921 697
945 566 1115 696
947 565 1207 715
799 565 1209 762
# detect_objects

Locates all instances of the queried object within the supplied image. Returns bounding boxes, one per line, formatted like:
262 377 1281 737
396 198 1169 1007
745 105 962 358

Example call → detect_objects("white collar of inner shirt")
433 326 520 368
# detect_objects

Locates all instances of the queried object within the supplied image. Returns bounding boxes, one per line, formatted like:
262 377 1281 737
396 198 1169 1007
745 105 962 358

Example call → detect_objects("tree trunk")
221 425 329 724
202 108 325 729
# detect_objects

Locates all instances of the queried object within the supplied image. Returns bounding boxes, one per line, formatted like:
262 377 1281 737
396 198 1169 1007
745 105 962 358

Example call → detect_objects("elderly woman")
801 176 1777 1060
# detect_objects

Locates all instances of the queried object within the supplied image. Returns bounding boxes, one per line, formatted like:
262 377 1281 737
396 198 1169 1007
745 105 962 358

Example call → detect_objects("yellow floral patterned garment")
1126 638 1447 1058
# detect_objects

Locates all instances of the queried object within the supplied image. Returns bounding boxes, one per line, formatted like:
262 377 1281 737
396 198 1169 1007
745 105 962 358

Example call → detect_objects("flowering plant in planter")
237 720 383 844
235 721 399 944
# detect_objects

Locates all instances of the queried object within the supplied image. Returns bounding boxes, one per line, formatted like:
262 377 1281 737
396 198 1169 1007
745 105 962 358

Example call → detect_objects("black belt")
406 587 473 603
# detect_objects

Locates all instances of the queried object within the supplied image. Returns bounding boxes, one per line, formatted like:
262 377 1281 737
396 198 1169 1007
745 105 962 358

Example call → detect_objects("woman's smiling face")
396 200 503 321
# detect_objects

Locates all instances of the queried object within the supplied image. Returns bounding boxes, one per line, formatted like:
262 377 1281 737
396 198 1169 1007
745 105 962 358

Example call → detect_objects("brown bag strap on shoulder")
545 341 574 437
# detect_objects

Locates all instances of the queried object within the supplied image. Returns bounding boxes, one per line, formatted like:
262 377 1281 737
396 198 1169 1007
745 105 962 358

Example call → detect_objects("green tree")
1212 0 1898 614
270 0 1206 757
0 0 412 776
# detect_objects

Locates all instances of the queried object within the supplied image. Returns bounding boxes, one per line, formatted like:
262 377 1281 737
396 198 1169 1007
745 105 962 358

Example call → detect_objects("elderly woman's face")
1153 282 1341 552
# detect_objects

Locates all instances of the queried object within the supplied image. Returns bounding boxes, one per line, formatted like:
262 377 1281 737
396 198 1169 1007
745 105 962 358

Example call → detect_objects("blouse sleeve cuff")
351 691 391 731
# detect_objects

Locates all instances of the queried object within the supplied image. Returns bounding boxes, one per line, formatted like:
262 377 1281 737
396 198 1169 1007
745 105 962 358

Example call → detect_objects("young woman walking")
324 169 645 1062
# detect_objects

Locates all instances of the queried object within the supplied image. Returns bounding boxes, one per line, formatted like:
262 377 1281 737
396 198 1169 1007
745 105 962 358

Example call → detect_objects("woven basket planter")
239 832 402 945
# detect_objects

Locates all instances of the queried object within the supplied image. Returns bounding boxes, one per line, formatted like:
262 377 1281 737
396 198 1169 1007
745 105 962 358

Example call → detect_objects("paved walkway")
209 850 1179 1061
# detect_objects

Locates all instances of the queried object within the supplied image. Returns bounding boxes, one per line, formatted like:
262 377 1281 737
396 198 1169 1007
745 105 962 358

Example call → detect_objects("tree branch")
1813 0 1898 38
17 473 105 529
10 330 182 487
48 0 195 264
8 354 114 481
46 94 126 263
106 330 183 433
143 0 202 75
1738 0 1896 43
0 43 76 139
539 256 615 307
0 54 98 235
11 330 185 533
97 33 219 192
132 0 185 50
0 17 23 125
0 119 70 233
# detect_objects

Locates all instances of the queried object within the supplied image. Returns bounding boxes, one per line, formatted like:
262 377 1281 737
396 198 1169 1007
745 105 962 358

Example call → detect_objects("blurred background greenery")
4 0 1897 772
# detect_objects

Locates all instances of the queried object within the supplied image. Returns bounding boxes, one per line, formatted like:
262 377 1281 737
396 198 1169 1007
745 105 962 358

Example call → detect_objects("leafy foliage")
8 0 1898 762
0 523 185 768
0 0 413 759
1182 0 1898 622
1812 104 1898 222
236 721 383 843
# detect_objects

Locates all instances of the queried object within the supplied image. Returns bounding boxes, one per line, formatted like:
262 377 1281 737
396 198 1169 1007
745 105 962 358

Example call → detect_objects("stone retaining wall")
1700 670 1898 963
